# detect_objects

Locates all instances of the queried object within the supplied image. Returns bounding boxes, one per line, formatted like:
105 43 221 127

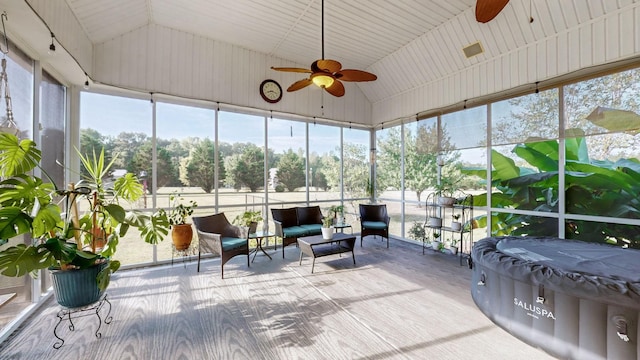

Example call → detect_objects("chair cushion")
282 226 308 238
296 206 322 225
221 237 247 251
299 224 322 234
362 221 388 230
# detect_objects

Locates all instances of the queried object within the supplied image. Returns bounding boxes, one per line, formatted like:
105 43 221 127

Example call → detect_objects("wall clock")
260 79 282 103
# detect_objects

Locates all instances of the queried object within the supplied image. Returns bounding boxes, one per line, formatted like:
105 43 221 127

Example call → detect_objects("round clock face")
260 79 282 103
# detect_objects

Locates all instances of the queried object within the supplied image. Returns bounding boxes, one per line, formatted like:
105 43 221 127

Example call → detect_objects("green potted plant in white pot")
435 180 457 207
321 215 334 240
431 232 441 251
451 213 462 231
449 238 459 255
0 132 170 308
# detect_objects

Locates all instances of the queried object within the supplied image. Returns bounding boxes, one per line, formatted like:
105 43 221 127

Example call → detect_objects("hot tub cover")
472 236 640 309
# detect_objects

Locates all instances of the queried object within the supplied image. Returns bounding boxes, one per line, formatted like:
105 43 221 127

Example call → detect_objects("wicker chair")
193 213 249 279
359 204 390 248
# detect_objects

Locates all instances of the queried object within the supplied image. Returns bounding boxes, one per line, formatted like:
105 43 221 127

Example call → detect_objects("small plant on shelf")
431 232 441 250
435 177 458 206
451 213 462 231
449 238 459 255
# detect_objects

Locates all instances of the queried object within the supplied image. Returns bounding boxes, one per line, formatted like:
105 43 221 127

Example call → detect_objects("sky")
80 92 368 155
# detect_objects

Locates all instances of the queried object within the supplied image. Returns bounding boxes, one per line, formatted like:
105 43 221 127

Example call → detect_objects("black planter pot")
50 261 108 308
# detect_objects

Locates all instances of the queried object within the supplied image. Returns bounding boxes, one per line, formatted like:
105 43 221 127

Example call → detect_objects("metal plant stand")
171 243 196 268
53 294 112 349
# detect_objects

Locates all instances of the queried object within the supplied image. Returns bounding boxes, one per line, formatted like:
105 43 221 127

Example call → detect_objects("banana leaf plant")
462 132 640 248
0 132 170 290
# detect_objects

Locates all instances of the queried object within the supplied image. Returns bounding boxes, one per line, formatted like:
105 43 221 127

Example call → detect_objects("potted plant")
0 133 170 308
408 222 426 242
233 210 263 234
427 216 442 228
321 215 334 240
329 205 345 224
426 193 443 228
168 192 197 250
435 178 457 207
449 238 459 255
431 232 441 250
451 213 462 231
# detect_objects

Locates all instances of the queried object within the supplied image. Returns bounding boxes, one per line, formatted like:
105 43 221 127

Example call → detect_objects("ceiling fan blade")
313 59 342 73
287 78 313 92
475 0 509 23
336 69 377 82
271 66 312 73
324 80 345 97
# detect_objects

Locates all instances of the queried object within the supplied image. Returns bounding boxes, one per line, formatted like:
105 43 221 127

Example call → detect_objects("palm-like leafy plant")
463 133 640 248
0 132 170 290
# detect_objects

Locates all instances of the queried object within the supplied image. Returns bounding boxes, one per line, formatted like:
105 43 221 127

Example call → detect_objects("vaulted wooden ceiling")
3 0 638 126
61 0 640 106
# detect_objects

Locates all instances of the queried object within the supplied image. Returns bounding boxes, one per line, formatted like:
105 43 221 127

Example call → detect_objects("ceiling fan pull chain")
321 0 324 59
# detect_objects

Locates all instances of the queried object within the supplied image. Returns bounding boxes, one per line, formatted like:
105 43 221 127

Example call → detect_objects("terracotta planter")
172 223 193 250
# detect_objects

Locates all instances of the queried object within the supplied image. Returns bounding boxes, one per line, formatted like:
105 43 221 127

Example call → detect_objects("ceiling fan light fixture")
311 73 334 88
270 0 375 97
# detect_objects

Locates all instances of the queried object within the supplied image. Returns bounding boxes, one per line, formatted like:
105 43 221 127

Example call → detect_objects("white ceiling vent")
462 41 484 58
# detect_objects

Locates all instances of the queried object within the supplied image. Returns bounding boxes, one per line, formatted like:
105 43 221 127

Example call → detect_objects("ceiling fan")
475 0 510 23
271 0 377 97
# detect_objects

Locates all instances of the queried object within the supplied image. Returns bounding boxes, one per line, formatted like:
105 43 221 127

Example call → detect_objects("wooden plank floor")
0 238 555 359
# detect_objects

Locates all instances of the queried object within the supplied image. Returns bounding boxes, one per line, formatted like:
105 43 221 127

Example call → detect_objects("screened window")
268 118 306 207
79 92 153 265
342 128 369 223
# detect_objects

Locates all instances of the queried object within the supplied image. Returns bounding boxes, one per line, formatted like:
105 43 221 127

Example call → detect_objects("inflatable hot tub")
471 236 640 360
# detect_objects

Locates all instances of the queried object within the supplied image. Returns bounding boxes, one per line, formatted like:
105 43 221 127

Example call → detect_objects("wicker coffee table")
297 233 356 273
